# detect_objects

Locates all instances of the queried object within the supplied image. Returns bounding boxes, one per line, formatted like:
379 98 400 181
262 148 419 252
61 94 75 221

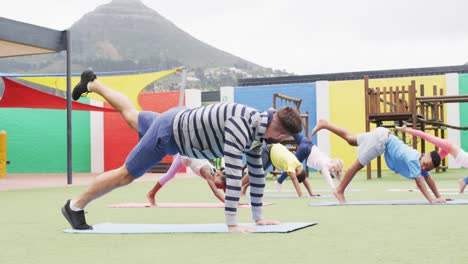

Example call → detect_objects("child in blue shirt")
312 119 447 204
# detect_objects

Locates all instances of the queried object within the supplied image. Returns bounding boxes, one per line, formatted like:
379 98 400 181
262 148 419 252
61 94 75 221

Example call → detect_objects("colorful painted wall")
0 90 184 174
3 72 467 174
0 101 91 173
103 91 181 171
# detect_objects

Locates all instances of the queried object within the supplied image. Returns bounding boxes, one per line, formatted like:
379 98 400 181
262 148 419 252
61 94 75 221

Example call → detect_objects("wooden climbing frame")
363 76 468 179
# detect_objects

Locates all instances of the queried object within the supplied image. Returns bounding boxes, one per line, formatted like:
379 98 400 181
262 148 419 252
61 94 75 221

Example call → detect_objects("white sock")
86 82 92 92
70 200 83 211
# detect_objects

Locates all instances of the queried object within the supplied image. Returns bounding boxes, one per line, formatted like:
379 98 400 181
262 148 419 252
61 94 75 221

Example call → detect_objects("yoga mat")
108 202 274 208
308 199 468 206
261 195 335 199
64 222 318 234
264 189 363 193
387 188 458 192
440 192 467 196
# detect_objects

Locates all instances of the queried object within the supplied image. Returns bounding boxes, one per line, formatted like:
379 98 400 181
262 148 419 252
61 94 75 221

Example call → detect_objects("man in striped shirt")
62 70 303 233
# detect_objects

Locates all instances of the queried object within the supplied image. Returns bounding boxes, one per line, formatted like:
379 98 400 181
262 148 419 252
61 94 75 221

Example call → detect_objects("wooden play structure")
364 76 468 179
270 93 310 178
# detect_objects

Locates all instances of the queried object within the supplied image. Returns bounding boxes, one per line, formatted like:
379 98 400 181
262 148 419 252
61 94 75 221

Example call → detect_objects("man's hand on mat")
228 225 255 233
431 197 446 204
256 219 280 225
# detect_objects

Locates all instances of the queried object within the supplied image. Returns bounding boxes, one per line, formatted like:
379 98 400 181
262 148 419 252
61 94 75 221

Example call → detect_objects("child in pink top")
395 125 468 193
146 154 226 205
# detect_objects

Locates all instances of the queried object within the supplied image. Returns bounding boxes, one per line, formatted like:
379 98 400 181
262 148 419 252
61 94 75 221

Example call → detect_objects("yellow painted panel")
0 130 6 178
18 68 179 110
328 80 365 170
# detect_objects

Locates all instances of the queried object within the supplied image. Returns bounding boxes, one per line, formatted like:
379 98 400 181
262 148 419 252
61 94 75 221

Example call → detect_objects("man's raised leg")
73 70 139 131
88 79 139 131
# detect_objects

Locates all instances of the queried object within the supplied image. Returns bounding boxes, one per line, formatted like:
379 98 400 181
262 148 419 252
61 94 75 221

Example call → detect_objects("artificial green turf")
1 170 467 264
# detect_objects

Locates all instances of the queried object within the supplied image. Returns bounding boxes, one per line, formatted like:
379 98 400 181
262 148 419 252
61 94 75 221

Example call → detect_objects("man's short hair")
276 106 302 134
430 151 441 168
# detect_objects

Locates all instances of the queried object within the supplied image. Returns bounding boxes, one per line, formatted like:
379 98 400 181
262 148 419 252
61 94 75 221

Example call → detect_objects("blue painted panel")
235 83 317 171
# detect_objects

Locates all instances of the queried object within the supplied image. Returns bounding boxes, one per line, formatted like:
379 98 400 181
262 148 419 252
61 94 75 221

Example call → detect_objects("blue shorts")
296 141 313 162
125 107 185 177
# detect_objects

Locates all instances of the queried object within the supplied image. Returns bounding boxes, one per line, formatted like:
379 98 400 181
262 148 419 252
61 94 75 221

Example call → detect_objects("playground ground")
0 169 467 264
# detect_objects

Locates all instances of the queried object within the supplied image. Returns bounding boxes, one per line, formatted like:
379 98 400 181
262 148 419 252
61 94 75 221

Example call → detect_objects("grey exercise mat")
308 199 468 206
262 194 334 199
264 189 363 193
64 222 317 234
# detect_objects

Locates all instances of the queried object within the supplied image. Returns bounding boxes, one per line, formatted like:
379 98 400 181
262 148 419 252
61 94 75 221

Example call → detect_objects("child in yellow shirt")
242 143 315 198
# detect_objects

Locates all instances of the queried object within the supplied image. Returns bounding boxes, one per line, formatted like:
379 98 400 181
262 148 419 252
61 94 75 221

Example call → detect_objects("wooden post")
377 123 382 179
410 80 418 149
364 76 372 180
273 93 277 109
383 86 387 113
396 86 402 112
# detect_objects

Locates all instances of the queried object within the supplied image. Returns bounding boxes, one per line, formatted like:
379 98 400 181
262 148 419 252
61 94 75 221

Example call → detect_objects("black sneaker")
61 200 93 230
72 70 97 101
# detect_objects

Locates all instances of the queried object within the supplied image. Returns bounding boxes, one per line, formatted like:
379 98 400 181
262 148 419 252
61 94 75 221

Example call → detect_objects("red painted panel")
103 91 183 171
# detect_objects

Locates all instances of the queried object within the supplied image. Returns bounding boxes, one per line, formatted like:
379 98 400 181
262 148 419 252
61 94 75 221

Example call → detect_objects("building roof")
238 65 468 86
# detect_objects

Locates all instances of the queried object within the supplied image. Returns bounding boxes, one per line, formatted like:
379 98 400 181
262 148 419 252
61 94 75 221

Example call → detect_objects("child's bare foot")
311 119 329 136
394 125 408 132
146 191 156 206
458 178 467 194
333 191 346 203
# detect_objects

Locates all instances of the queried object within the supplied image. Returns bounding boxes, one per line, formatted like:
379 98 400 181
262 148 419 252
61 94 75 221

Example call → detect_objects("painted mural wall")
3 72 466 174
459 74 468 152
0 101 91 173
103 91 181 171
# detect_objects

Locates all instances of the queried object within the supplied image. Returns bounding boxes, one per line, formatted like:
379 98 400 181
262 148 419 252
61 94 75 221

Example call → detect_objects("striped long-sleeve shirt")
172 103 270 225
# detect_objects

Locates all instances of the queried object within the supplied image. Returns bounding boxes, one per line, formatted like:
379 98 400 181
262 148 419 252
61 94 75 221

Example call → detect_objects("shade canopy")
0 17 66 58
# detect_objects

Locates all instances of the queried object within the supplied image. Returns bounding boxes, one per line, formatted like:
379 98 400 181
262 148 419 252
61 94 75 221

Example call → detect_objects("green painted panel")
459 74 468 151
0 107 90 173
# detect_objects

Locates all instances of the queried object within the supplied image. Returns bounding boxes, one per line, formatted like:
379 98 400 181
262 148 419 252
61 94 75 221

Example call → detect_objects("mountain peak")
71 0 255 69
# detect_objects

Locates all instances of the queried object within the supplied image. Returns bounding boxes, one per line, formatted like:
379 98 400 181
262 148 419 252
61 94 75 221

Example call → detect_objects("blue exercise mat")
64 222 317 234
308 199 468 206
